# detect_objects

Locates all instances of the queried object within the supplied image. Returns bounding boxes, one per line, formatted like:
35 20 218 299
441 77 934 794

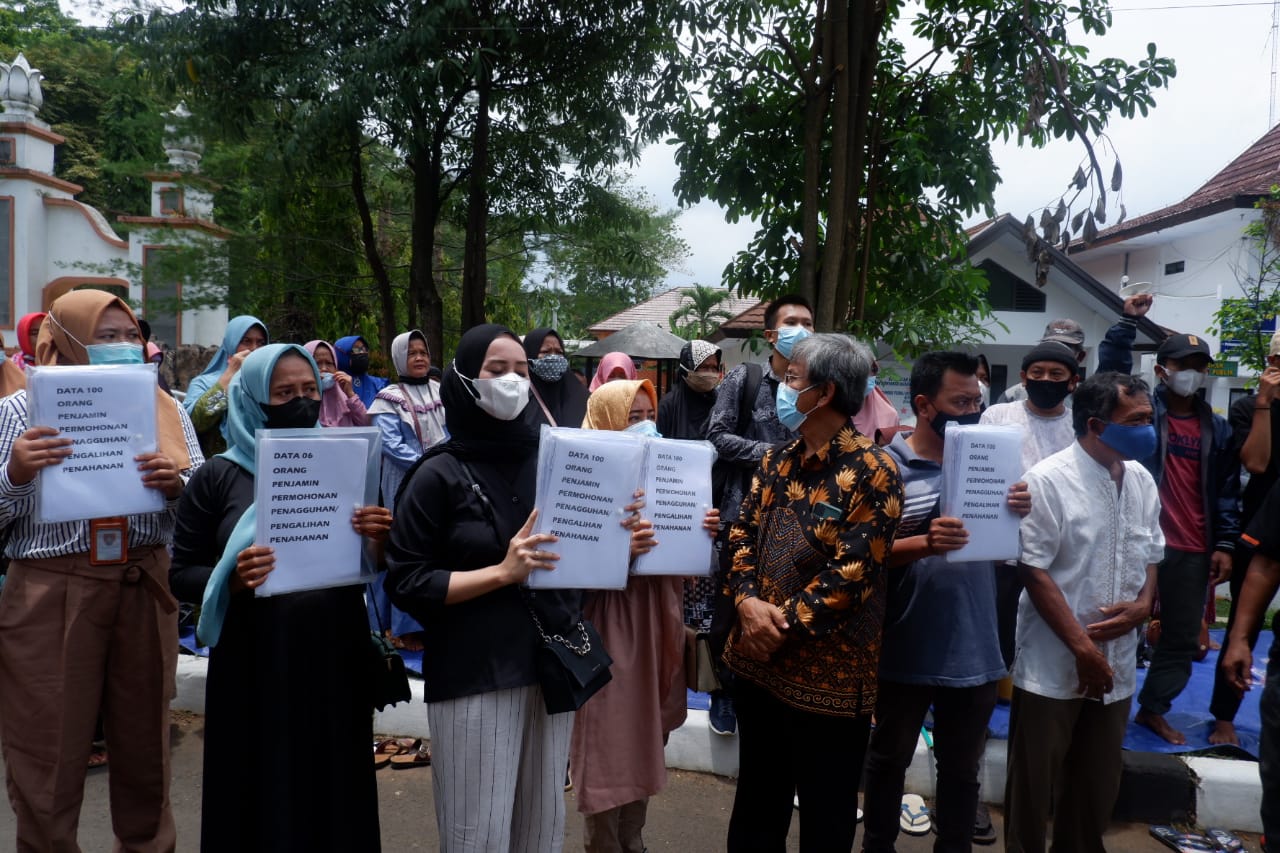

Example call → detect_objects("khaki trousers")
0 549 178 853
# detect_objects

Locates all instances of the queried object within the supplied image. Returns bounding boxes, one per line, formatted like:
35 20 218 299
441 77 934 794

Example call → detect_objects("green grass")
1212 595 1278 627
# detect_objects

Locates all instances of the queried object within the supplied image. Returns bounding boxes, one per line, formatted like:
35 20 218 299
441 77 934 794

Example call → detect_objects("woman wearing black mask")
523 327 588 429
170 344 392 852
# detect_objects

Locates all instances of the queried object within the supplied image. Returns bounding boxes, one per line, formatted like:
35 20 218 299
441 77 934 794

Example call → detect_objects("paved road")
0 710 1257 851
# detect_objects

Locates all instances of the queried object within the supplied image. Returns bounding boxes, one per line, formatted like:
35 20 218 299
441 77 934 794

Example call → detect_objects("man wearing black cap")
995 320 1087 405
1134 332 1241 744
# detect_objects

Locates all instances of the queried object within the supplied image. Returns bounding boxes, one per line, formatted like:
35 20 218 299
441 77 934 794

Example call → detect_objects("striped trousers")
428 684 573 853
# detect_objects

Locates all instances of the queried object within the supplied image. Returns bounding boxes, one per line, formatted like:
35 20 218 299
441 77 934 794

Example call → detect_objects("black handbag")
454 458 613 714
368 629 412 711
525 599 613 714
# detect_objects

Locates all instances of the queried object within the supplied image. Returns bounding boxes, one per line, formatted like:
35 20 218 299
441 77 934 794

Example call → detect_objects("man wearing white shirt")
1004 372 1164 853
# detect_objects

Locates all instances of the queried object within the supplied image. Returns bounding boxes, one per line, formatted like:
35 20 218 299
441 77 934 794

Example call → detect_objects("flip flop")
373 738 416 769
1149 826 1217 852
390 741 431 769
1204 828 1244 852
900 794 931 836
87 748 108 769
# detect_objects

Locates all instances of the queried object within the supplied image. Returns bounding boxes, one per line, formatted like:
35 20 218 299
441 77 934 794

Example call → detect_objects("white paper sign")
254 434 367 596
632 438 715 577
530 427 646 590
941 424 1026 562
26 364 164 523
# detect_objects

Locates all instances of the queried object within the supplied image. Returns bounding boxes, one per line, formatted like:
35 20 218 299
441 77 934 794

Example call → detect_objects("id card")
89 517 128 565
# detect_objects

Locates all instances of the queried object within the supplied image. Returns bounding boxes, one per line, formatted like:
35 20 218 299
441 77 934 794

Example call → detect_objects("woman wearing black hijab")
384 324 583 851
523 327 589 428
656 339 722 441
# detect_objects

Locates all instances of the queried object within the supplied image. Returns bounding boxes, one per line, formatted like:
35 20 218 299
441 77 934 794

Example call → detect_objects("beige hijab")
38 290 191 471
583 379 656 432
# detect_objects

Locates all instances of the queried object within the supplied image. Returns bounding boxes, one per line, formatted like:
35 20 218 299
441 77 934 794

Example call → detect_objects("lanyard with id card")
89 517 128 565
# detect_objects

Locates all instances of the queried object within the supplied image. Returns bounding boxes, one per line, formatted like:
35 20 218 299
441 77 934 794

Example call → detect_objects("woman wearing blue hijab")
334 334 388 408
184 315 268 457
170 344 392 852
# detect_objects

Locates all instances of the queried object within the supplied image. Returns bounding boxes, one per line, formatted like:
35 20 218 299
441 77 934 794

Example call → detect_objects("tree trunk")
349 127 397 358
461 59 492 333
411 144 445 364
816 0 851 332
798 0 833 311
840 1 883 329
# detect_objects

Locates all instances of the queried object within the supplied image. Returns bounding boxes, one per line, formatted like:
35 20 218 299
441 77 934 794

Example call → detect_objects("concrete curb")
172 656 1265 832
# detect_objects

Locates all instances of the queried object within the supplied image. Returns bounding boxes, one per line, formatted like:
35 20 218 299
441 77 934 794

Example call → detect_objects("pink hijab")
304 339 369 428
589 351 638 392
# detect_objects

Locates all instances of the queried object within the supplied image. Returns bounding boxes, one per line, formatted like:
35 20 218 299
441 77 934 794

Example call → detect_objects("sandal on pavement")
1149 826 1217 852
373 738 418 769
900 794 931 836
88 748 108 769
390 741 431 769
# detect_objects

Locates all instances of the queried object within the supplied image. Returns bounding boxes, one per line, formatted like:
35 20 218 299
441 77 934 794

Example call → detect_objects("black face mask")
348 353 370 375
928 408 982 437
260 396 321 430
1025 378 1072 410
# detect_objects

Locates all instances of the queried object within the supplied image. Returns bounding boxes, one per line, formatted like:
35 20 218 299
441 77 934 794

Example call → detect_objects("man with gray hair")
723 333 903 850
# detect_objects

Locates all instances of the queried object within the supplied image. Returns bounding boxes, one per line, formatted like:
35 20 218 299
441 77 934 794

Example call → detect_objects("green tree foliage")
1 0 167 218
1213 190 1280 377
660 0 1176 356
535 182 689 341
133 0 682 361
670 284 734 339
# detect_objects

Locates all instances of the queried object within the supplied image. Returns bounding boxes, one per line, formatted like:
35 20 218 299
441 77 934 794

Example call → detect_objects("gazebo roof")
574 321 689 360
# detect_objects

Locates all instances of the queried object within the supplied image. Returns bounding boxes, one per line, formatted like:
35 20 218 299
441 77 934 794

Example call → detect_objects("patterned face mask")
530 354 569 383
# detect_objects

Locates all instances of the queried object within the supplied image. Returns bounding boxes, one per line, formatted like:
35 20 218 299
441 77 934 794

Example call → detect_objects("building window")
143 247 180 347
976 259 1047 312
0 139 13 165
1164 260 1185 275
0 198 10 327
159 188 184 216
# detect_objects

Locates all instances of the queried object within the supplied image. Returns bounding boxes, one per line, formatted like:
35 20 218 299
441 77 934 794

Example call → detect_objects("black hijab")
523 327 589 428
427 323 540 463
659 340 721 441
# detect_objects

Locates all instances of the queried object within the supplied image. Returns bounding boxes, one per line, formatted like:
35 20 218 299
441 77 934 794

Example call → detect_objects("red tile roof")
588 286 761 335
1092 123 1280 245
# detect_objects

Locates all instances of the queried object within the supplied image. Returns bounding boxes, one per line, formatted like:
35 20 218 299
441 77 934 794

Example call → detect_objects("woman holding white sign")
572 378 720 852
169 343 392 852
0 288 202 852
387 322 625 853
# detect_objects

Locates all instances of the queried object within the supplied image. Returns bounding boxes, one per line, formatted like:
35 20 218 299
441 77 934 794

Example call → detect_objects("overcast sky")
59 0 1280 295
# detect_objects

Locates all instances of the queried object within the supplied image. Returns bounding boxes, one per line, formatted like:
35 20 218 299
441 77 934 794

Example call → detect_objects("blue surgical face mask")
86 342 144 365
1098 422 1157 461
773 326 811 359
320 372 336 392
625 419 661 438
866 375 877 393
776 382 817 431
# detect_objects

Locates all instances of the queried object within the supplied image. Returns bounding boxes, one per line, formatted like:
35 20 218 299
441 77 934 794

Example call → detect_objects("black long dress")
170 456 380 853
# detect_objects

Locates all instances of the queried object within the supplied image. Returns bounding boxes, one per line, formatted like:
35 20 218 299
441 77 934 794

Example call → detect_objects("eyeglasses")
350 346 369 355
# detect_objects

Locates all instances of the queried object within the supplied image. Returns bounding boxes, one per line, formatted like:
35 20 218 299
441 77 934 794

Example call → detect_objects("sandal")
88 748 108 769
373 738 418 769
390 741 431 769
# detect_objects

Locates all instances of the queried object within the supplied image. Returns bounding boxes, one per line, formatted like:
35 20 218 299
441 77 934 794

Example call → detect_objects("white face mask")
455 360 530 421
1162 367 1206 398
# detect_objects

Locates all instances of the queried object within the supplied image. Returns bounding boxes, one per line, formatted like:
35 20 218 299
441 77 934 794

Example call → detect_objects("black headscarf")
523 327 589 429
658 340 721 441
428 323 540 463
